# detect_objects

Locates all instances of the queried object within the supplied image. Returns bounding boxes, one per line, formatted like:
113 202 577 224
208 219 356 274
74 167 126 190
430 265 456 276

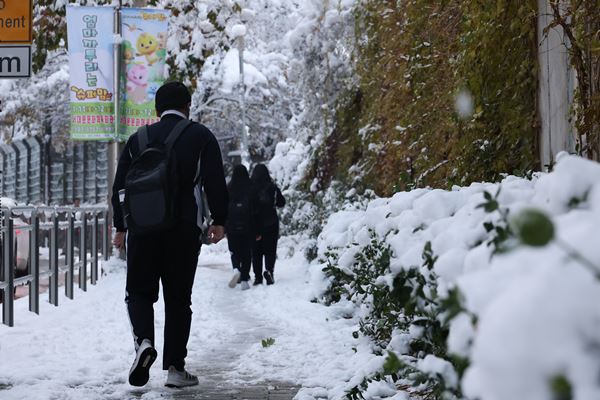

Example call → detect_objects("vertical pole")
2 218 14 327
79 213 87 291
238 36 249 166
107 3 124 259
44 128 51 204
29 210 39 314
66 211 74 299
103 210 109 261
91 212 98 285
49 210 59 306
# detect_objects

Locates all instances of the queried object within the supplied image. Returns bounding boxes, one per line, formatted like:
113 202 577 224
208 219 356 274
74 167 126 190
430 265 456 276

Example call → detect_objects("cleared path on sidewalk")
0 241 357 400
0 255 299 399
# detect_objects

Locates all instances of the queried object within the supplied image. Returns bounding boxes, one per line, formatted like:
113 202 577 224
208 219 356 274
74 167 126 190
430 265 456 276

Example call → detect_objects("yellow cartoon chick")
136 33 159 66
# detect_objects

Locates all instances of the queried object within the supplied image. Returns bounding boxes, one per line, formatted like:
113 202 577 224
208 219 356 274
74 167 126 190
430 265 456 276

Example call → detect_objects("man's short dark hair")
155 81 192 115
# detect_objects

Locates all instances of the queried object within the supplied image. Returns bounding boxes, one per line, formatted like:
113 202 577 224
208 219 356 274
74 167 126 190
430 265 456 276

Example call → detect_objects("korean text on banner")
118 8 169 141
66 6 115 140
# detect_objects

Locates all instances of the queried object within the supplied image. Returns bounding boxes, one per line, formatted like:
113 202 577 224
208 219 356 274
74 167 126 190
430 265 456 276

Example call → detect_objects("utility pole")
238 35 249 166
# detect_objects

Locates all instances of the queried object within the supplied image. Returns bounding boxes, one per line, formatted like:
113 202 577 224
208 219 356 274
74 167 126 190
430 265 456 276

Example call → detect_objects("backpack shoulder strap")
164 119 192 153
137 125 149 153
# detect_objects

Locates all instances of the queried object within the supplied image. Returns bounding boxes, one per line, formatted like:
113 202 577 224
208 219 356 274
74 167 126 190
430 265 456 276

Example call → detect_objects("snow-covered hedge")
311 154 600 400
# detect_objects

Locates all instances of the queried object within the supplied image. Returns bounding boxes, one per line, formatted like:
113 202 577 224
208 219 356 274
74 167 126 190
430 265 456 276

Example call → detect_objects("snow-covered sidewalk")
0 240 357 400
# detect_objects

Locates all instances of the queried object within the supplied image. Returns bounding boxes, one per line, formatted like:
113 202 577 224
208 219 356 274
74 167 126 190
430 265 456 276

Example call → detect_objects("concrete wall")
537 0 577 168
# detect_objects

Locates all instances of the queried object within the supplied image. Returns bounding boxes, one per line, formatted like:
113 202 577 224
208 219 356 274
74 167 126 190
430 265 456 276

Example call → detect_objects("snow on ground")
4 155 600 400
0 239 358 400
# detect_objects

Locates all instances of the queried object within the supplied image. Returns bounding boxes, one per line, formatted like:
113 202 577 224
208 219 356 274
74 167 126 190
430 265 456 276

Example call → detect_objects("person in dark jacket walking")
111 82 228 389
225 165 255 290
250 164 285 285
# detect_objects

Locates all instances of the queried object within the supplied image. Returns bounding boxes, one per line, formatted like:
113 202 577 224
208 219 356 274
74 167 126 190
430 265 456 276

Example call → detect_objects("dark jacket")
111 114 228 232
251 182 285 234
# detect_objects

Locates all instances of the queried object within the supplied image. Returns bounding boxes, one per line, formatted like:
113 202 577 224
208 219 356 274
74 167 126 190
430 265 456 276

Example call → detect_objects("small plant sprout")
261 338 275 348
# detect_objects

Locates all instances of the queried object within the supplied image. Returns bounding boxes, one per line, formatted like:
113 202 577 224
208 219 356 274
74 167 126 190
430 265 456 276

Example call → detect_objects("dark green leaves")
550 375 572 400
382 352 402 375
511 209 555 247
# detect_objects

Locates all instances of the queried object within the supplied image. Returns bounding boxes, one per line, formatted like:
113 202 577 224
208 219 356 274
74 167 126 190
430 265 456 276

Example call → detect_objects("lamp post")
237 34 249 167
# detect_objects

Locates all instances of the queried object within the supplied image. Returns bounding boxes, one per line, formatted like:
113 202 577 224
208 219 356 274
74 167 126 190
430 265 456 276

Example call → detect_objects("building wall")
537 0 577 168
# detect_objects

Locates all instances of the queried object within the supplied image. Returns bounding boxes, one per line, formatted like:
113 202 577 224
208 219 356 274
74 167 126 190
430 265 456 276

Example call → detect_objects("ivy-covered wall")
307 0 540 196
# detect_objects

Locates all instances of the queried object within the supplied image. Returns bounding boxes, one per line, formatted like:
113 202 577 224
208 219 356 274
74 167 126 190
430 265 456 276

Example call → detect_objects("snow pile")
312 154 600 399
268 138 312 190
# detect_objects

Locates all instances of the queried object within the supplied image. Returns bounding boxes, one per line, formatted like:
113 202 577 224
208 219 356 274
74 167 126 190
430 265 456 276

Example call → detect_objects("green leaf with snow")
383 352 402 375
511 209 555 247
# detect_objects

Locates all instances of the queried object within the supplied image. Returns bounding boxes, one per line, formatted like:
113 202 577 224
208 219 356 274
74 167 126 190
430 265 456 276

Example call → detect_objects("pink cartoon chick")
126 64 148 104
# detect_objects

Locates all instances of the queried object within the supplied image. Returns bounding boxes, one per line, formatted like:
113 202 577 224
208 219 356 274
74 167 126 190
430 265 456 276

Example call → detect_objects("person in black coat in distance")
226 165 255 290
250 164 285 285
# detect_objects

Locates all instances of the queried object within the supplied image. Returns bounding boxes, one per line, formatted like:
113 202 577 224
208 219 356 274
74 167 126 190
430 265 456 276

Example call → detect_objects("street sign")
0 0 33 43
0 46 31 78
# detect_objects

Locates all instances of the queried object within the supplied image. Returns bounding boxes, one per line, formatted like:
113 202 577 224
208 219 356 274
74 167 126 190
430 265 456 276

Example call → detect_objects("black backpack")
257 184 278 227
124 119 191 234
227 195 252 234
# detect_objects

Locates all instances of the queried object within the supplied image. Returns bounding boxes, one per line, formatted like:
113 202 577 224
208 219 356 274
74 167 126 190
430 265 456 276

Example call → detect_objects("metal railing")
0 205 110 327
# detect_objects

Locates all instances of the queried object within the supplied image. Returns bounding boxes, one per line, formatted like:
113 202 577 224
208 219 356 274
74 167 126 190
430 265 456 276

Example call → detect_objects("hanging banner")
118 8 169 141
66 6 115 140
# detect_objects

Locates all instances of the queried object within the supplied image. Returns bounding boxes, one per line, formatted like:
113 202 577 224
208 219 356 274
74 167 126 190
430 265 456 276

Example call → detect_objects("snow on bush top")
315 154 600 400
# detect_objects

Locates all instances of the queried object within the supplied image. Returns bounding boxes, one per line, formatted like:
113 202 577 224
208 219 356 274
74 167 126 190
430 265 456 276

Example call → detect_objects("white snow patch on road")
0 241 357 399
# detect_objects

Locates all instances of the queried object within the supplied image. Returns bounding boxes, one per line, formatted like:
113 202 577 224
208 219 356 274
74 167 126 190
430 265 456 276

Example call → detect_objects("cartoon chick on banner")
118 8 169 141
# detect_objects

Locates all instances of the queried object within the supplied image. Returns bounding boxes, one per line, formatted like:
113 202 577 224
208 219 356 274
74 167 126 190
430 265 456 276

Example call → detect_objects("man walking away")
111 82 228 388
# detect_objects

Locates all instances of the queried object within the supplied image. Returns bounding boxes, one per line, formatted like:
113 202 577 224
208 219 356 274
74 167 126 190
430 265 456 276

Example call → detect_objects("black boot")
263 271 274 285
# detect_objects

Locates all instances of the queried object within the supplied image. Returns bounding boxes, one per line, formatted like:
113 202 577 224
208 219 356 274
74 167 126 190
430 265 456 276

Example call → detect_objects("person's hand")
113 231 126 249
256 235 262 241
208 225 225 244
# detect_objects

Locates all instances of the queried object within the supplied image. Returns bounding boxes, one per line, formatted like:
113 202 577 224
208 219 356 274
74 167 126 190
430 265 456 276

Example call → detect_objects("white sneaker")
228 270 241 288
128 339 157 387
165 366 199 388
240 281 250 290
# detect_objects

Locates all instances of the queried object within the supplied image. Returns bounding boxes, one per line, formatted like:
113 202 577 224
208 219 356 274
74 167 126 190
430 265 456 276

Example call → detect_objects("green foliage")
261 337 275 348
455 0 539 184
550 374 573 400
306 0 538 196
322 233 463 399
478 189 516 254
511 209 555 247
382 351 402 376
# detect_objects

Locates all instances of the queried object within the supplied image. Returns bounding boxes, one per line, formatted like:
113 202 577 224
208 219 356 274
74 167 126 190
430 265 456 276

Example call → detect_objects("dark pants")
252 226 279 281
125 224 201 370
228 232 252 282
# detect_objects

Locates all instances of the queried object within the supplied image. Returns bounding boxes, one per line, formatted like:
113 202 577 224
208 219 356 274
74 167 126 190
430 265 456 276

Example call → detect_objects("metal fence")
0 138 108 205
0 205 110 327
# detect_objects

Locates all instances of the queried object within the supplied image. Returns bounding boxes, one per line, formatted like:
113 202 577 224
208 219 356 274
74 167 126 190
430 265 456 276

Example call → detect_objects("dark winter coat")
251 182 285 235
111 114 228 232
